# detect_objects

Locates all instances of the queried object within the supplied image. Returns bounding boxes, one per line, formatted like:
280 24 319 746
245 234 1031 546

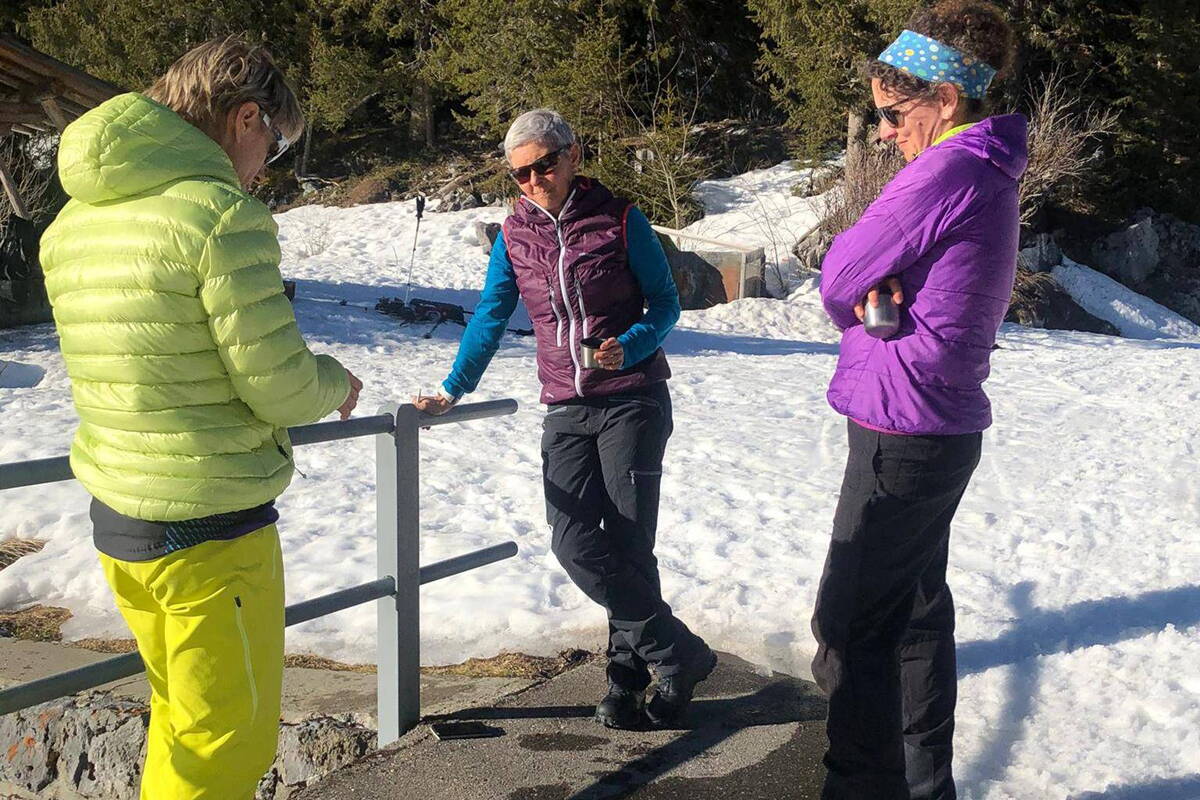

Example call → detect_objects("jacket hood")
57 92 240 204
937 113 1029 180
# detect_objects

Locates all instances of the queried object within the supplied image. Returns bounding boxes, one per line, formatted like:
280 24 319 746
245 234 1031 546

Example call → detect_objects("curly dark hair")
865 0 1017 116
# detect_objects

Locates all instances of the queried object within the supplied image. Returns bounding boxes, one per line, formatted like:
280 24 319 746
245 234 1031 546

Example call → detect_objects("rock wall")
0 692 375 799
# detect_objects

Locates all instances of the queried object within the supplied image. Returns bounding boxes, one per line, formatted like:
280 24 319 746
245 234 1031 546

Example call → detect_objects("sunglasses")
874 101 914 127
260 112 291 164
508 146 569 183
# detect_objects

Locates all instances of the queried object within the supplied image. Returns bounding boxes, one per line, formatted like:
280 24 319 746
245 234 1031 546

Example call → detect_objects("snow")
1053 257 1200 340
2 161 1199 798
678 162 826 295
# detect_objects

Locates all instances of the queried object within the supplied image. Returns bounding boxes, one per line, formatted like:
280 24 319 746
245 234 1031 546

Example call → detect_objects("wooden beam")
0 37 122 103
0 155 30 219
9 124 39 136
38 96 68 130
0 52 43 87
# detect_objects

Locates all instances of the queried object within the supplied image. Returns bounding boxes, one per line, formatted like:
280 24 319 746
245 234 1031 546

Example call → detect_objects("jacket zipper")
232 596 260 718
547 283 564 347
527 190 583 397
577 291 589 338
274 432 307 478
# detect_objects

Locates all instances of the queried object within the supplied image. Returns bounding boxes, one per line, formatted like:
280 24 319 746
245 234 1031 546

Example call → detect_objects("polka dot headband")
878 30 997 99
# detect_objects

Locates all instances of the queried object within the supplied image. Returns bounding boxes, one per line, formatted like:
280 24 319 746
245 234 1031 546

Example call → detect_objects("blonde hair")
145 36 304 143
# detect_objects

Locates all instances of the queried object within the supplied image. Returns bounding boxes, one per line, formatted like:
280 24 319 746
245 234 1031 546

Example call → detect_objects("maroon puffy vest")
504 177 670 404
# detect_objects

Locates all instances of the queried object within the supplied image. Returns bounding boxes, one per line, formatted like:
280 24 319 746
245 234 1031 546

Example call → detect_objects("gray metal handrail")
0 399 520 747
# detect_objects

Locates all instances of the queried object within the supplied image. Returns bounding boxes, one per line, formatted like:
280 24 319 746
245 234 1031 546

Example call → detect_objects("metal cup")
863 293 900 339
580 337 603 368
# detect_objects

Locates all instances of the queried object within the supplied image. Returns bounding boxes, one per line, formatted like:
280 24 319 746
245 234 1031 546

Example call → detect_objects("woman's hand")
337 370 363 419
854 277 905 322
412 392 455 416
597 337 624 370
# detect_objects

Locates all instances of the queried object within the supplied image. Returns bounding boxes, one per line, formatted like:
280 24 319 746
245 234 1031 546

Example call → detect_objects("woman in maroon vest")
416 108 714 729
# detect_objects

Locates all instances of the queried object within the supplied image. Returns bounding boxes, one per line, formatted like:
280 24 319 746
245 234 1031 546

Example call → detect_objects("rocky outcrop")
1006 268 1120 336
0 692 376 799
1079 208 1200 324
0 694 147 799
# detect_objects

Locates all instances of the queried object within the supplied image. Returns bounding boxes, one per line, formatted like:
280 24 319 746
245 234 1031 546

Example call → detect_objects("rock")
1089 213 1159 285
266 718 374 797
1006 268 1120 336
1137 207 1200 273
791 229 833 275
0 693 147 798
0 691 377 799
1017 233 1062 273
475 222 502 256
432 189 481 213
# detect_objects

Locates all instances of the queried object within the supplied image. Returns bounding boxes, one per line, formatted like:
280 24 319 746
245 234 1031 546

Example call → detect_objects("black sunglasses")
508 146 569 183
874 101 913 127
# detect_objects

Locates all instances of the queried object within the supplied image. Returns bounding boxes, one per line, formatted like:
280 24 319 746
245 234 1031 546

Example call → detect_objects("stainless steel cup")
580 337 603 368
864 293 900 339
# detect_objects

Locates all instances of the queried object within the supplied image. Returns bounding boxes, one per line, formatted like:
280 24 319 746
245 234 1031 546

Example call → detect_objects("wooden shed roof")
0 35 121 137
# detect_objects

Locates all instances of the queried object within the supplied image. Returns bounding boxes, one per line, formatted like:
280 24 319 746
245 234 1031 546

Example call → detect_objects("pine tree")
747 0 917 160
23 0 313 93
1012 0 1200 221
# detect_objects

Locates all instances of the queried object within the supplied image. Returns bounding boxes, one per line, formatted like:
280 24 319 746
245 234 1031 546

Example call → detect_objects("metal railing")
0 399 519 747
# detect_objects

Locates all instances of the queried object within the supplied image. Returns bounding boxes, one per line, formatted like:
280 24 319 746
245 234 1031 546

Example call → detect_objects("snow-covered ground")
2 163 1199 799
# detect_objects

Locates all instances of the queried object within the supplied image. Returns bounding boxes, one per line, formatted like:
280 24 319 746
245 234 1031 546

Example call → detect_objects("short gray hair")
503 108 575 162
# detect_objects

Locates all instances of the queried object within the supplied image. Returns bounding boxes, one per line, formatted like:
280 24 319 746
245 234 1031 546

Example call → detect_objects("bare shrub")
0 135 58 229
816 144 905 239
1007 267 1061 325
1019 69 1119 225
603 76 709 230
294 220 333 259
792 144 903 276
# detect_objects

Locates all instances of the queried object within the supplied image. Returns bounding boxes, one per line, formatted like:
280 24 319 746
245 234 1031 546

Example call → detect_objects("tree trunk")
297 127 313 178
845 109 868 184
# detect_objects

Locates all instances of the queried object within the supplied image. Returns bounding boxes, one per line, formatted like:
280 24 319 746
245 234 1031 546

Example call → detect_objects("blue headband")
878 30 996 99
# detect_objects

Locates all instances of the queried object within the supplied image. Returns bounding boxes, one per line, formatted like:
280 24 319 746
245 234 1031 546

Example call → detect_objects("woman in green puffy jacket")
39 37 359 800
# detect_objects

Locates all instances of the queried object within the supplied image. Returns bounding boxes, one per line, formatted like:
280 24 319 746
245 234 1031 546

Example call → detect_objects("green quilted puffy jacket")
40 92 350 521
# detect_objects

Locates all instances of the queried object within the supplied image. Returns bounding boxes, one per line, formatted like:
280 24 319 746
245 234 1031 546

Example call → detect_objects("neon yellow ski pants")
99 524 285 800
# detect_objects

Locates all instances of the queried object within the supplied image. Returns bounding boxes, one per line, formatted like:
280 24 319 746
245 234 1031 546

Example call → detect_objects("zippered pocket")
546 282 564 347
232 595 260 718
273 430 307 478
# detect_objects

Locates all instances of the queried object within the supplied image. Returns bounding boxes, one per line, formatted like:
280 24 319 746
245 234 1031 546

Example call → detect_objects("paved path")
297 652 829 800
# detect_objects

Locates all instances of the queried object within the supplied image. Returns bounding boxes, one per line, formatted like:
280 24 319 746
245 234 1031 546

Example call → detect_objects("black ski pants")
812 419 982 800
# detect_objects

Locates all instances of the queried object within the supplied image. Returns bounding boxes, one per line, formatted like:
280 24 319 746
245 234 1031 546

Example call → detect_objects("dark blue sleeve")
617 207 681 367
442 232 519 398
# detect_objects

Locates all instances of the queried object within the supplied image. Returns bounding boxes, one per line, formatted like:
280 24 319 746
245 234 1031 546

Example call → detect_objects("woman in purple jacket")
811 3 1026 798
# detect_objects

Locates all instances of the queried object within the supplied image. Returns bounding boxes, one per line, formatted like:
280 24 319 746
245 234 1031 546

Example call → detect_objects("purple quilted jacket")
820 115 1029 435
505 177 669 404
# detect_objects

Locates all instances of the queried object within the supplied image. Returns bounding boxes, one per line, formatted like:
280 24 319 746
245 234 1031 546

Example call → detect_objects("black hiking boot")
646 646 718 727
594 684 645 730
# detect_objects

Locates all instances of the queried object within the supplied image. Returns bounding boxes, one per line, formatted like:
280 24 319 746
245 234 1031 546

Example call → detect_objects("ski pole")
403 195 426 305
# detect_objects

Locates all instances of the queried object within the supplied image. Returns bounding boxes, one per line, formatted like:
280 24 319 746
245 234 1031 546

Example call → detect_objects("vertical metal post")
376 404 422 746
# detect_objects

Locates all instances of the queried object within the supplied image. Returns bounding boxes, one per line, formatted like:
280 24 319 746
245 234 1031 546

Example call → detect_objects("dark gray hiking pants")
541 382 704 690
